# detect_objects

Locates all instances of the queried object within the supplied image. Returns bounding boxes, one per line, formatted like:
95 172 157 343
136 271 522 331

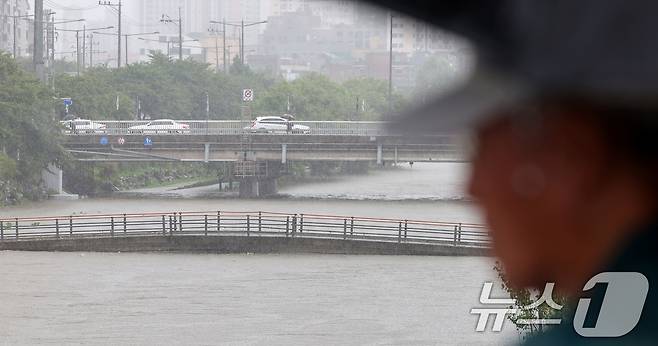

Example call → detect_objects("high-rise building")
137 0 211 35
0 0 33 57
270 0 356 26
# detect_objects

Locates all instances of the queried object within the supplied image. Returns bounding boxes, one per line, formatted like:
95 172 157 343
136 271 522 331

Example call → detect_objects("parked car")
128 119 190 134
61 118 107 134
245 116 310 134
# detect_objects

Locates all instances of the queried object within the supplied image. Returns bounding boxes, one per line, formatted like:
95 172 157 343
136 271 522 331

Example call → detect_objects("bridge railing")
0 211 489 248
61 120 390 136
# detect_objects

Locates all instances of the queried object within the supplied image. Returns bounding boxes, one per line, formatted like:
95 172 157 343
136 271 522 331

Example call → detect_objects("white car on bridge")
246 116 310 134
128 119 191 134
61 119 107 134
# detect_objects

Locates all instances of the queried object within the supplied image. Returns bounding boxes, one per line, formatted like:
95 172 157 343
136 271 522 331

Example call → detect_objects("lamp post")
56 25 113 76
161 8 183 60
98 1 122 68
210 19 267 66
388 12 394 114
94 31 159 65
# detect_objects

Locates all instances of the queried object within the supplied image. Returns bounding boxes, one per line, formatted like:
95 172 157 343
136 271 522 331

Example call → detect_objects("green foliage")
0 53 65 205
57 55 403 122
413 54 462 103
494 261 568 339
55 52 274 121
255 73 404 120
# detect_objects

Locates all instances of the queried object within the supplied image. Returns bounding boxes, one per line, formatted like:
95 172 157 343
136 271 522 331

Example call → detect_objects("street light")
94 31 159 65
56 25 113 76
210 19 267 65
161 7 183 60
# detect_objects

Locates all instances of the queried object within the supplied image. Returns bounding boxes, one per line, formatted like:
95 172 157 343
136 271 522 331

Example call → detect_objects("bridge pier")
234 160 282 198
41 164 78 200
238 177 278 198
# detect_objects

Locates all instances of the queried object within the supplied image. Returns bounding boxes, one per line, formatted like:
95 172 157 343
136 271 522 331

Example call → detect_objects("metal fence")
61 120 390 136
0 211 490 248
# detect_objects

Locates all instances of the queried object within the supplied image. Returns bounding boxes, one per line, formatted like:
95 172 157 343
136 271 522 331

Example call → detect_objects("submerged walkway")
0 211 489 256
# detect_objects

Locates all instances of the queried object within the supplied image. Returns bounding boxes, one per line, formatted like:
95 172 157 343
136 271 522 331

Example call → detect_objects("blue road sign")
144 137 153 146
63 98 72 106
100 136 109 145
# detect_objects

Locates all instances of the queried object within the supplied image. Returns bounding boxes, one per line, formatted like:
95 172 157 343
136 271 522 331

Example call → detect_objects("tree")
413 54 462 103
494 261 568 340
343 78 406 120
0 53 65 204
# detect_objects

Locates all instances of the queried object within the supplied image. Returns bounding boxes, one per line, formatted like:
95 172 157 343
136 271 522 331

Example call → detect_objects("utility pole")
8 13 34 58
82 25 86 70
223 20 227 73
97 31 159 65
388 12 394 114
208 26 222 72
240 20 244 65
89 34 94 67
99 1 122 68
214 33 219 71
34 0 45 80
56 26 113 76
161 8 183 60
210 19 266 70
49 11 55 90
178 7 183 61
13 15 17 58
75 31 80 76
48 12 55 67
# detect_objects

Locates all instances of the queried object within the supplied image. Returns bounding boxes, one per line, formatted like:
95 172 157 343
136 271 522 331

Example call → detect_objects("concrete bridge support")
238 177 278 198
235 160 282 198
41 164 78 200
41 164 63 194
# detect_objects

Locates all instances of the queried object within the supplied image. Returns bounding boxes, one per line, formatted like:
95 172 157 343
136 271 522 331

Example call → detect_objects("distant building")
0 0 33 57
136 0 211 36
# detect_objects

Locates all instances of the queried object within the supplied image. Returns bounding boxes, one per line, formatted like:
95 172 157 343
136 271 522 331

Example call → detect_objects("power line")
98 1 122 68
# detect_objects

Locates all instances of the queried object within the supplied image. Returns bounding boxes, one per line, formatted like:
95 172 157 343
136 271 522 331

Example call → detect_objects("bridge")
55 120 464 197
0 211 489 256
63 120 462 163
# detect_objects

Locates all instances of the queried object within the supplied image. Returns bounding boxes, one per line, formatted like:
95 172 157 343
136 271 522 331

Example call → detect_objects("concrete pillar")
41 164 63 194
259 178 278 196
281 144 287 164
238 177 278 198
204 143 210 163
238 177 259 198
377 144 383 165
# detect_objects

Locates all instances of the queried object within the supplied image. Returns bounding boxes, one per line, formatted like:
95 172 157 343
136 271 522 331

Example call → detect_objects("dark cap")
367 0 658 132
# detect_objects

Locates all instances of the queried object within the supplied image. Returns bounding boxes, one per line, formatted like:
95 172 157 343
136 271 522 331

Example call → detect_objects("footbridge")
0 211 489 256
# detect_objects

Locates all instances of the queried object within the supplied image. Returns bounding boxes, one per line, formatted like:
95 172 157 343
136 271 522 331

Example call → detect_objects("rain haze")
0 1 524 345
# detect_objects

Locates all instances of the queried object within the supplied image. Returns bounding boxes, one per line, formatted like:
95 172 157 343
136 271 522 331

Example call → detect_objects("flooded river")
0 163 518 345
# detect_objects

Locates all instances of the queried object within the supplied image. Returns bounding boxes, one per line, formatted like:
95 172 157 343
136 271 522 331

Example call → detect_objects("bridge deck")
65 133 464 162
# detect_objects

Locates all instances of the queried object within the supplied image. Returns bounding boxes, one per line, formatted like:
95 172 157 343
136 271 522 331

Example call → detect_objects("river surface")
0 163 518 345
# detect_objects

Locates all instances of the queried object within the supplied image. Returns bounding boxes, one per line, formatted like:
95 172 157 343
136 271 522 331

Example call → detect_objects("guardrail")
0 211 489 248
61 120 390 136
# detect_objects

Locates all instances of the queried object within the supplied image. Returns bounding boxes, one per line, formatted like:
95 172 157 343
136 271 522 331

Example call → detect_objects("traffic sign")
143 137 153 146
62 98 73 106
242 89 254 102
100 136 109 146
117 137 125 145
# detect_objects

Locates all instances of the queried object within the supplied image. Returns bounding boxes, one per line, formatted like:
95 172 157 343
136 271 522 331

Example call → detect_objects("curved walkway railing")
0 211 489 248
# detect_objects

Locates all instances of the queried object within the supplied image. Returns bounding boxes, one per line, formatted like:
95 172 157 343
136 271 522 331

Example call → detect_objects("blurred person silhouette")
366 0 658 344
